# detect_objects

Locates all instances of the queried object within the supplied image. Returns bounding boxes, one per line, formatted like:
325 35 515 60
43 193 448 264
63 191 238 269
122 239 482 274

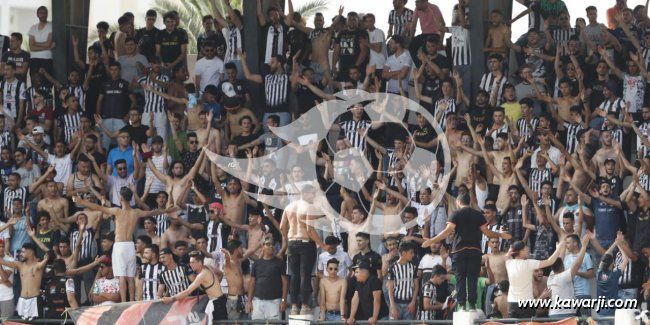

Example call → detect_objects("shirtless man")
73 188 174 302
37 180 70 232
483 10 509 59
214 177 257 226
286 1 342 83
144 145 206 206
56 222 85 269
225 100 260 141
372 181 409 237
318 258 347 321
221 209 268 259
143 217 161 246
195 110 221 153
463 128 510 182
160 211 201 249
163 251 227 323
482 137 519 212
0 243 49 320
484 237 507 315
590 129 618 176
280 184 327 315
221 241 246 320
531 75 584 123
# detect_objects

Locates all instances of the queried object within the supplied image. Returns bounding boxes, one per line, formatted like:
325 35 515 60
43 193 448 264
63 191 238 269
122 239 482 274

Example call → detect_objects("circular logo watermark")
206 89 451 235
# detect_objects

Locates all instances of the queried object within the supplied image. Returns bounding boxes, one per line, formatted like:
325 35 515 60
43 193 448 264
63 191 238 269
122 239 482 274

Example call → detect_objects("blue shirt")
10 216 32 254
590 198 622 242
596 268 621 315
563 251 593 296
107 146 135 176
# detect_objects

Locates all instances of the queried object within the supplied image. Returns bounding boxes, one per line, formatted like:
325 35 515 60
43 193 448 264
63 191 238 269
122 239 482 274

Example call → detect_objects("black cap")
160 248 174 255
352 261 371 271
151 135 164 144
325 236 341 246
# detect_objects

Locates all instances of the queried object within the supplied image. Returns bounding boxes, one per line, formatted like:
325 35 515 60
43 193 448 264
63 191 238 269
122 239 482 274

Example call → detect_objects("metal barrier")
1 316 617 324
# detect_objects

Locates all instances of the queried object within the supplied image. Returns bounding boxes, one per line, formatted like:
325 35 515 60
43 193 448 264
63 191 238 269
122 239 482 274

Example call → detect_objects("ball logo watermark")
206 90 452 235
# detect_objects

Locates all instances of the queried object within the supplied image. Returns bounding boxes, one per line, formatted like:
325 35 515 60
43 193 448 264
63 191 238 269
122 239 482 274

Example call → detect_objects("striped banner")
68 295 208 325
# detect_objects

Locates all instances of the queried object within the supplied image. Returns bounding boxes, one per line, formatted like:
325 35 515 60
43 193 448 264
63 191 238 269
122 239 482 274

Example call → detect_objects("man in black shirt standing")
135 10 159 62
347 261 388 324
1 33 30 81
256 1 288 73
333 12 369 82
352 232 382 278
96 61 136 151
155 12 188 72
422 193 511 311
247 237 288 320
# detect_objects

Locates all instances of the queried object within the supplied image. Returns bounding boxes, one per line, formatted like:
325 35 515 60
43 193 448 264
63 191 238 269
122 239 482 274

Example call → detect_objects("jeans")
324 310 342 321
485 283 498 316
101 118 126 151
390 302 414 320
251 297 281 320
287 241 317 307
452 249 482 309
142 111 169 144
618 288 638 300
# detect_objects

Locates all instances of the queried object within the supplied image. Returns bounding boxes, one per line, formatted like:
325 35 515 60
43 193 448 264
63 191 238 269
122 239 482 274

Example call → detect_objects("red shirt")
414 3 445 35
29 105 54 123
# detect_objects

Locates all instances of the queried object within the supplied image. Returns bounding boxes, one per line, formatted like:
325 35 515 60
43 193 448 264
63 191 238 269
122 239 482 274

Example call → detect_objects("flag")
68 295 208 325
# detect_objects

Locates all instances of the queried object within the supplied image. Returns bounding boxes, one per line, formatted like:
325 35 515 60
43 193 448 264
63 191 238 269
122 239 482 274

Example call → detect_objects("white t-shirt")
317 250 353 278
418 253 451 276
194 57 225 92
384 50 412 93
505 259 541 302
623 74 645 113
47 154 73 190
146 154 171 194
28 22 53 59
547 269 576 316
367 28 387 69
0 255 15 301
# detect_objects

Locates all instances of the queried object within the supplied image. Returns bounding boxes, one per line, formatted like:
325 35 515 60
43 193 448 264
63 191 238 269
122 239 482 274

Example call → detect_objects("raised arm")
239 51 263 84
598 46 624 79
570 233 592 276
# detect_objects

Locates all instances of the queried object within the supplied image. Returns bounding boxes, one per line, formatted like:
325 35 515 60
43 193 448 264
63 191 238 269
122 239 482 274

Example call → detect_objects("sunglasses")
117 167 127 171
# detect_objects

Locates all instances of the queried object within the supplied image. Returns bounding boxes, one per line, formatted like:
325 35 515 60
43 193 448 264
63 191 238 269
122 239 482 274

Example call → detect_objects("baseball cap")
352 261 371 271
160 248 174 255
209 202 224 212
32 126 45 134
100 256 112 266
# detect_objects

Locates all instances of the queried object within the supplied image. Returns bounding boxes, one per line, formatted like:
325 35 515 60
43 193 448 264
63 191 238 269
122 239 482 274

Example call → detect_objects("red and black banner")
68 295 208 324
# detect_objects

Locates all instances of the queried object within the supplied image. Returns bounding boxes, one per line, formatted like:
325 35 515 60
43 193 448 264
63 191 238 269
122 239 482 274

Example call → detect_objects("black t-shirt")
232 133 259 158
90 151 106 175
287 28 310 66
354 276 389 320
449 207 486 252
335 28 368 73
100 78 131 119
352 250 382 276
135 27 159 61
1 51 30 80
467 104 491 129
155 28 189 65
251 257 285 300
295 82 322 115
217 79 249 106
120 124 149 145
197 32 226 61
84 63 107 116
410 124 436 149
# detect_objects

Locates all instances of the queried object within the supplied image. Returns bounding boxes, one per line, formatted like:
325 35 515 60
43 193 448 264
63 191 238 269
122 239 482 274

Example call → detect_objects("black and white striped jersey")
529 168 552 195
448 26 471 66
139 263 165 301
66 84 86 112
598 98 625 120
0 78 26 119
386 261 418 303
479 73 506 106
434 98 457 130
339 119 371 152
388 9 414 39
61 112 81 144
158 264 192 297
223 25 243 63
517 117 539 143
138 74 169 113
562 122 584 154
3 186 27 216
155 213 169 237
551 28 576 55
71 228 96 262
263 73 290 111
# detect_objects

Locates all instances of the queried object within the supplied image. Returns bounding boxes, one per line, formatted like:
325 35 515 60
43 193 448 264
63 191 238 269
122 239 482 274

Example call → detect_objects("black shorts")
207 294 228 323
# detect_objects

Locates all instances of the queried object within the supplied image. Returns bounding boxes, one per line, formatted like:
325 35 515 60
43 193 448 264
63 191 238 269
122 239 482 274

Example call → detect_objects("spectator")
248 237 288 320
155 12 188 71
194 41 224 93
346 261 389 324
332 12 369 81
135 10 159 62
1 33 30 81
28 7 54 80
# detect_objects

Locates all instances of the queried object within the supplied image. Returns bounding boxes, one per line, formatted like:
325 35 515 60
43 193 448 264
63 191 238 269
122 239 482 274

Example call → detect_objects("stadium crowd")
0 0 648 323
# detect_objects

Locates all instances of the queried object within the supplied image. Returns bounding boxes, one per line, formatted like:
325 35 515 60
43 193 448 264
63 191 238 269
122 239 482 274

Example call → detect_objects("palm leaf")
296 0 329 19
